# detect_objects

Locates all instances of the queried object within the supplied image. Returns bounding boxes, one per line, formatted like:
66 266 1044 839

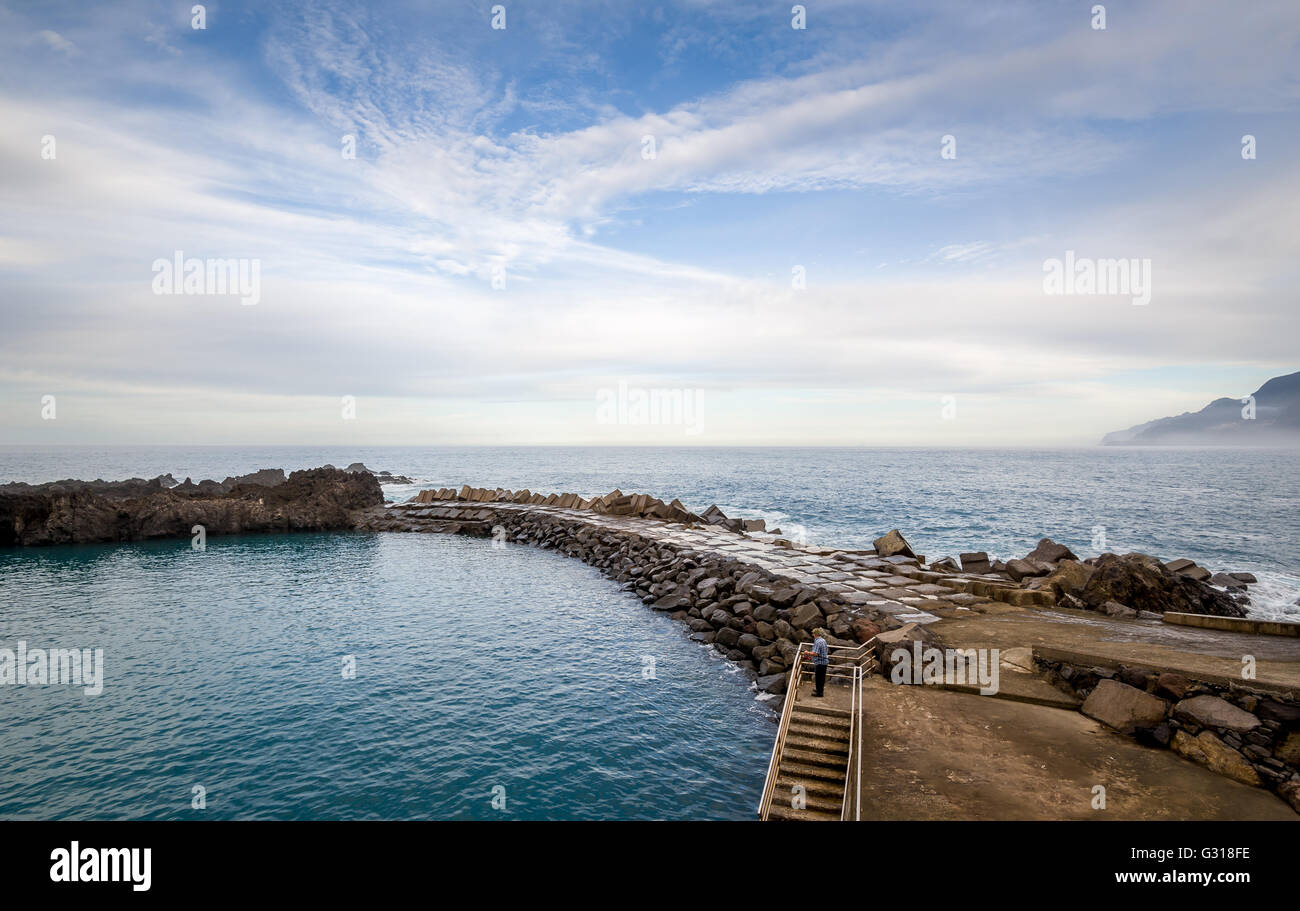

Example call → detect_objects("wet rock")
1164 558 1212 582
1081 679 1169 734
756 673 787 695
1228 571 1258 584
1209 572 1247 591
959 551 992 574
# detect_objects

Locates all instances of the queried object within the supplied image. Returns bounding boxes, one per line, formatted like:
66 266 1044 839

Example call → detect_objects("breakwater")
357 484 1300 814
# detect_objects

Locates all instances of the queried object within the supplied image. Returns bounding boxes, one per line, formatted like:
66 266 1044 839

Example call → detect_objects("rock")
1080 552 1245 618
1099 600 1137 618
1279 780 1300 814
850 618 881 644
1209 572 1247 591
1256 700 1300 726
1275 731 1300 765
221 468 288 489
1228 571 1258 584
1041 560 1095 598
1117 666 1152 690
0 467 383 546
1081 679 1169 734
1154 673 1191 700
929 557 959 572
1025 537 1079 564
788 601 824 631
1136 723 1173 748
959 551 992 574
756 673 787 695
1165 559 1211 582
741 518 766 532
1005 558 1049 582
1173 695 1262 733
872 529 915 559
1170 730 1261 787
715 627 741 648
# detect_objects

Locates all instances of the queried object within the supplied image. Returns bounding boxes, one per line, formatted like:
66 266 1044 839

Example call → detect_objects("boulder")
1080 553 1244 617
1170 730 1260 787
1099 600 1137 618
1005 558 1049 582
1228 571 1258 584
873 529 915 559
1173 695 1262 733
1025 537 1079 564
1209 572 1246 591
756 673 787 695
959 552 992 574
1041 560 1095 598
1165 559 1212 582
1154 673 1191 700
1275 731 1300 765
1081 679 1169 734
788 601 824 631
850 618 881 644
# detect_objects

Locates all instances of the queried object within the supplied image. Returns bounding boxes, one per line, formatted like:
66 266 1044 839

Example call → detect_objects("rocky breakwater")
358 486 947 695
0 467 384 546
952 538 1247 619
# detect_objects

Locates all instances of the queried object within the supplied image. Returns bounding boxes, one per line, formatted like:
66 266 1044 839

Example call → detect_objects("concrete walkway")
855 678 1296 820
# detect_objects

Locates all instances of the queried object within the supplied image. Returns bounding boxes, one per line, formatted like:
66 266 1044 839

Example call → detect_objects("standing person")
803 628 829 697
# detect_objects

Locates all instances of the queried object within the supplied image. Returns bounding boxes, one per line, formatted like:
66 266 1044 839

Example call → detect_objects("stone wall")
1038 657 1300 813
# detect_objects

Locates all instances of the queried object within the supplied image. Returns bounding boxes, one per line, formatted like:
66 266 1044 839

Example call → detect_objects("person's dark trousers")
814 663 826 696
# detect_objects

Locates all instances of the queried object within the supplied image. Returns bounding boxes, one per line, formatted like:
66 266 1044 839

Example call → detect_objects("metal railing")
757 637 878 821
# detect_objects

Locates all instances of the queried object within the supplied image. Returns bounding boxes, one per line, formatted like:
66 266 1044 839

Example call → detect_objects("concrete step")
779 759 849 784
776 775 844 801
771 783 844 814
784 733 849 756
765 804 841 822
791 704 851 722
782 746 850 771
787 719 850 741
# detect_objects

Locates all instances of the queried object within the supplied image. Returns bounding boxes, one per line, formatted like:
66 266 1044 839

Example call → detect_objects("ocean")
1 445 1297 820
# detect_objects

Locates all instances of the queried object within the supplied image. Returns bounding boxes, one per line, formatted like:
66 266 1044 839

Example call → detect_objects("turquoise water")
0 532 773 820
4 445 1298 615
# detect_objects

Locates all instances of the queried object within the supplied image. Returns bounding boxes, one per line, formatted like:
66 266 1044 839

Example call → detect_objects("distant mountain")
1102 370 1300 446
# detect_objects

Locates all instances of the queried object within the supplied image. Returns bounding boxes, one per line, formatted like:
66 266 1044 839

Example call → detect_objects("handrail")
758 635 880 821
757 648 803 819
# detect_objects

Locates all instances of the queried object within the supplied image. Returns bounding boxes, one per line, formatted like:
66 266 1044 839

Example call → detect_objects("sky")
1 0 1297 446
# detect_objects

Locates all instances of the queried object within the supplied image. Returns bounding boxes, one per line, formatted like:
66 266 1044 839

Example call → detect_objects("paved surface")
855 678 1297 820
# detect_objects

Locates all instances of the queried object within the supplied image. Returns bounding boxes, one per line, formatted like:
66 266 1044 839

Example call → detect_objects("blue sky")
1 0 1297 445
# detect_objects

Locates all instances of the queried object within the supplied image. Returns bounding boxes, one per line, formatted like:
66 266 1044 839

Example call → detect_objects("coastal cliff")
0 467 383 546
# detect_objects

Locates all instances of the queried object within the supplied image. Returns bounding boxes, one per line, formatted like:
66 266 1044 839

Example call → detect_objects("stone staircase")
765 700 853 821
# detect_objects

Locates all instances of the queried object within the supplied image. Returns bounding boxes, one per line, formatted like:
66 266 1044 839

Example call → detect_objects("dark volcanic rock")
0 467 383 546
1080 553 1245 618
